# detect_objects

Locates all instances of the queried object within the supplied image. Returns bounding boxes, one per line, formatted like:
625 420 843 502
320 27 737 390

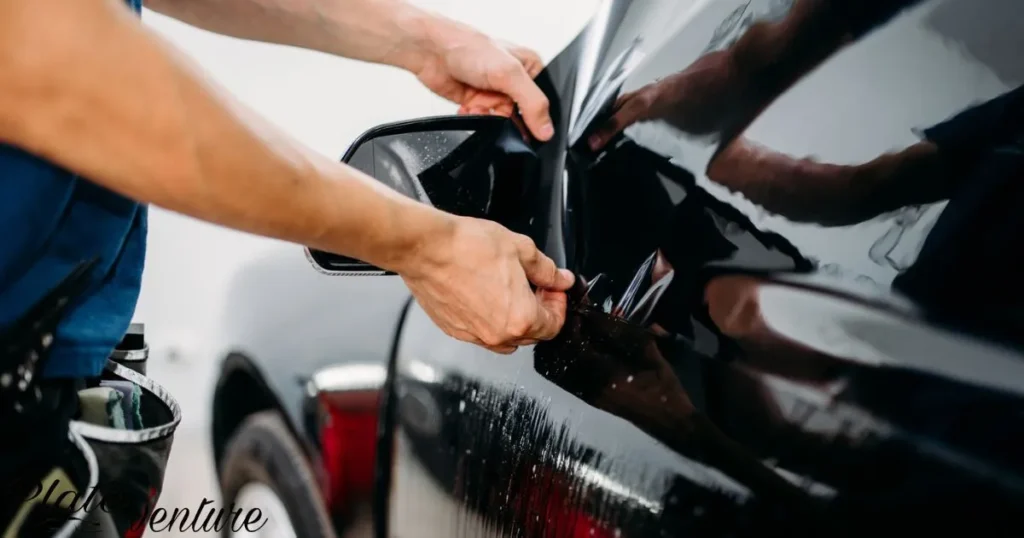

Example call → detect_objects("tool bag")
70 356 180 537
0 261 180 537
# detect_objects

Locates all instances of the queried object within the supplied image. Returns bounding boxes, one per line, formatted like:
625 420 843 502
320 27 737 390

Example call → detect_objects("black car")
208 0 1024 536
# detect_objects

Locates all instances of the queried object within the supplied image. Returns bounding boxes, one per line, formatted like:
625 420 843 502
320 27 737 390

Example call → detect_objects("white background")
135 1 598 535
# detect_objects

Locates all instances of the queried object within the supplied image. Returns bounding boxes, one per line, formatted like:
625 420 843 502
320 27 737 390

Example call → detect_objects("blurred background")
133 0 598 535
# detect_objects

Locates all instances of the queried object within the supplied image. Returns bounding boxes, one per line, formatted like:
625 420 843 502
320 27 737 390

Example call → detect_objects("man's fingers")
491 102 515 116
491 60 553 141
515 237 574 291
508 46 545 78
530 289 567 341
588 93 644 151
508 290 568 345
588 109 630 151
444 323 518 354
462 91 514 113
486 344 519 355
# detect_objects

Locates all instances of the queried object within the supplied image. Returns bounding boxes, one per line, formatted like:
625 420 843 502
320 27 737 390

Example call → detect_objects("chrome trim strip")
303 247 386 277
309 363 388 394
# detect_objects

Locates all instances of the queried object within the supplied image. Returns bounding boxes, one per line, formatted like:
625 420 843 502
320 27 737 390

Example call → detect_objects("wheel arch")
211 352 305 473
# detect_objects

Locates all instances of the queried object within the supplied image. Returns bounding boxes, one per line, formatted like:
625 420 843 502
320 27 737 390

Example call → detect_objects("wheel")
219 411 336 538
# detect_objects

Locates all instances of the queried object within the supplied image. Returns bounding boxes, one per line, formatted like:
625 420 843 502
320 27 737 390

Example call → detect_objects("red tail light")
318 393 379 513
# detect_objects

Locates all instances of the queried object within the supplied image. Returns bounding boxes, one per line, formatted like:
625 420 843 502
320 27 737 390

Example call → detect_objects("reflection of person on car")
708 86 1023 227
584 0 1022 229
891 88 1024 335
587 0 931 150
583 0 1024 318
585 0 1024 338
584 0 947 226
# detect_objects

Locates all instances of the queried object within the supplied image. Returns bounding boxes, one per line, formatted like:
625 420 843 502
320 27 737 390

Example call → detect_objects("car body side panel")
383 0 1024 536
219 247 410 453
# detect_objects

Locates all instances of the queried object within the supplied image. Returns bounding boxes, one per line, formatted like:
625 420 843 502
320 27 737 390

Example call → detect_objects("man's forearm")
723 0 927 133
146 0 460 73
0 0 449 272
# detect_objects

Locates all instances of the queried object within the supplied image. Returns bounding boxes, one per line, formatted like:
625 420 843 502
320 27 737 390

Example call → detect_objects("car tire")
219 411 337 538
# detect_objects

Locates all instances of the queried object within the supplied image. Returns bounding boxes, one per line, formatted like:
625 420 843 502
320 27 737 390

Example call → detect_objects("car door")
380 0 1024 536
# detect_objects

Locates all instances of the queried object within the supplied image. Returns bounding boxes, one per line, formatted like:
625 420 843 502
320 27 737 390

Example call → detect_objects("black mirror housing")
306 115 539 275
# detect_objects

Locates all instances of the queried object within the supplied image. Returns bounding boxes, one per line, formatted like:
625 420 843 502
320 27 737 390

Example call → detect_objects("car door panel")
378 0 1024 536
389 304 761 538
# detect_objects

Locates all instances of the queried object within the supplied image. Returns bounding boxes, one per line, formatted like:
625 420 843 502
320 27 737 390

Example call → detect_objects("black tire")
219 411 336 538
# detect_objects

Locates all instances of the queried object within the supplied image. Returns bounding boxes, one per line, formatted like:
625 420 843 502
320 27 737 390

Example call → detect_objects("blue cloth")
0 0 145 378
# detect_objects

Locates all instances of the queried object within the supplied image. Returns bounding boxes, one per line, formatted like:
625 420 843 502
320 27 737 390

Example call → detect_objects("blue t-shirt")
0 0 146 378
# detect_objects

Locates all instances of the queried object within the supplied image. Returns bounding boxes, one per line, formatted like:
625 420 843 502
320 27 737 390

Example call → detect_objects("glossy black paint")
214 1 1024 537
385 0 1024 536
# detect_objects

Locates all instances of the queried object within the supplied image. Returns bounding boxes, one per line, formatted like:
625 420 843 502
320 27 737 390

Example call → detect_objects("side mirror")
306 115 538 275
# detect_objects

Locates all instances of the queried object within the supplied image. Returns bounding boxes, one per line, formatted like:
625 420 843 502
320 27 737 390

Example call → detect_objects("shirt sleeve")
828 0 929 39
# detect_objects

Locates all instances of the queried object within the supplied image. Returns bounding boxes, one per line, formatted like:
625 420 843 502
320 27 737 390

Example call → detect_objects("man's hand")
397 216 574 354
404 28 554 142
588 51 745 151
148 0 555 140
3 0 569 354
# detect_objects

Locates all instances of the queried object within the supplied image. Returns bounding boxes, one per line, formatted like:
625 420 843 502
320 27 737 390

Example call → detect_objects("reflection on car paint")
377 0 1024 536
569 36 647 146
393 365 764 538
867 204 937 272
702 0 794 55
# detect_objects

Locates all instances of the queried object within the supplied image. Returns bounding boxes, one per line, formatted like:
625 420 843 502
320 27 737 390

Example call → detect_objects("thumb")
530 289 568 341
493 61 554 141
515 236 575 291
